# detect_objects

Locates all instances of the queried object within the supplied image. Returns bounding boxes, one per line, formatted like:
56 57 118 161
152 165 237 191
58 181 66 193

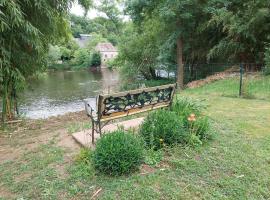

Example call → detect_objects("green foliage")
69 0 124 45
106 59 117 70
122 0 270 84
171 97 207 124
116 20 164 80
60 47 72 59
86 33 108 51
90 51 101 67
93 130 144 176
140 97 211 149
72 49 91 68
71 148 94 179
171 97 211 145
139 109 187 149
47 45 61 67
193 116 211 141
144 148 163 167
0 0 92 121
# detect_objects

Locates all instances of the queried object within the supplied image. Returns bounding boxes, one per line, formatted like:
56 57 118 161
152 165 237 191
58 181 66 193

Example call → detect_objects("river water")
19 69 119 119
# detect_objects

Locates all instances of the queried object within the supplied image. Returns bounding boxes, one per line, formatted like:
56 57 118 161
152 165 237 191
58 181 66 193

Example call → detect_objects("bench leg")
98 121 102 138
91 120 95 144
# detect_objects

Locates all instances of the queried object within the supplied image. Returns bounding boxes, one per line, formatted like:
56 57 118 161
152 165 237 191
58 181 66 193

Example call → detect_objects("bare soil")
0 111 89 164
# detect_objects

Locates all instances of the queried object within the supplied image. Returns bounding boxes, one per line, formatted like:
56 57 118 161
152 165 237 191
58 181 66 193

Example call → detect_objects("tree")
73 49 91 67
125 0 211 88
0 0 92 122
116 19 166 80
124 0 270 87
96 0 123 35
206 0 270 64
91 52 101 67
47 45 61 66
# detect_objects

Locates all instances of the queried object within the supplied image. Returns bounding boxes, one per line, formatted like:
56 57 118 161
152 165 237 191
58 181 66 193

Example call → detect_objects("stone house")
95 42 118 66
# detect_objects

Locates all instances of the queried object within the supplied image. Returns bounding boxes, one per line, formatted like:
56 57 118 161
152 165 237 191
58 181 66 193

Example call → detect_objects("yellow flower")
159 138 164 143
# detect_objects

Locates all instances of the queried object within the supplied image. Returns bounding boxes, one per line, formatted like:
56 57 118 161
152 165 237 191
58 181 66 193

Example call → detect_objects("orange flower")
188 114 196 122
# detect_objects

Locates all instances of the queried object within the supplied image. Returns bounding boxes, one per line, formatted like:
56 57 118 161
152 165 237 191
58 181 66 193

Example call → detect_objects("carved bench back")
97 83 176 122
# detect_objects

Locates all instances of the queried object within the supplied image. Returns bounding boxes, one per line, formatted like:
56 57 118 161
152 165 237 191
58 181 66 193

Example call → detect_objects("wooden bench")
84 83 176 143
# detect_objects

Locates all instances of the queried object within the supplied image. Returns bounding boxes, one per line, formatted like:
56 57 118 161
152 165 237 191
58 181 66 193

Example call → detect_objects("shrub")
171 97 211 145
72 49 91 68
90 51 101 67
192 116 211 141
93 130 143 176
171 97 206 121
139 109 188 149
47 44 61 67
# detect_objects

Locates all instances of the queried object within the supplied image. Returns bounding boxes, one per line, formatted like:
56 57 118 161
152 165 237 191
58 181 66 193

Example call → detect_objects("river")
18 69 119 119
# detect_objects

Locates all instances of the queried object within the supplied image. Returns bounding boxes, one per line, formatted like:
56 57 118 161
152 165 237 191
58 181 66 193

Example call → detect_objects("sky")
70 1 128 20
70 3 100 18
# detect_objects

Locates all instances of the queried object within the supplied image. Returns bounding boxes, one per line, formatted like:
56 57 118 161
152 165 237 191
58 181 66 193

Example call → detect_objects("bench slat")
99 102 171 122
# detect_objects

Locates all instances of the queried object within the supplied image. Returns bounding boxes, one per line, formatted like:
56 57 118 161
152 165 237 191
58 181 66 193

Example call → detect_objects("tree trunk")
176 37 184 89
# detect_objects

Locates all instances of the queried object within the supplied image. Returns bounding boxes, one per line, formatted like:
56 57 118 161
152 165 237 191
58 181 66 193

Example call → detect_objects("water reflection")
19 68 119 119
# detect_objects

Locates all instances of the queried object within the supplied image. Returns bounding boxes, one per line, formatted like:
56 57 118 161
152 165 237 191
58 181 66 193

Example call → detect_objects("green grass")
186 74 270 100
1 76 270 199
67 122 91 134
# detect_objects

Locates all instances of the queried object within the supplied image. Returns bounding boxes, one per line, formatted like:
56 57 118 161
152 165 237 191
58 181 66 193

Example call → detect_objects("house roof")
96 42 118 52
74 38 89 48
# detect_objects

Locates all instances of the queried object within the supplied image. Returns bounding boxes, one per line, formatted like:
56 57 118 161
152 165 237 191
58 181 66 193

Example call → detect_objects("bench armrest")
83 100 96 118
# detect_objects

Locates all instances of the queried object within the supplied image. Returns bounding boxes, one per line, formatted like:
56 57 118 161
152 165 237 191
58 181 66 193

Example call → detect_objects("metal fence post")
239 63 243 96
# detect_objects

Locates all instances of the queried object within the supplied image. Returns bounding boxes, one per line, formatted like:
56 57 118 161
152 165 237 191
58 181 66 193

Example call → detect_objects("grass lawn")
186 74 270 100
1 77 270 199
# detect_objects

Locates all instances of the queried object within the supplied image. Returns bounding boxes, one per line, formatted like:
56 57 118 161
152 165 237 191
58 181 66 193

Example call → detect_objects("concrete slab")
72 117 144 148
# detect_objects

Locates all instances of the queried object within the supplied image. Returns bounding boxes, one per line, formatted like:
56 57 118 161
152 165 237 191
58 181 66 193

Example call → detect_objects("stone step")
72 117 144 148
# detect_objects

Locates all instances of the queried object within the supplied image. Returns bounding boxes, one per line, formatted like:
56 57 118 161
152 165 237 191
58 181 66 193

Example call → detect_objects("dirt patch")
0 186 16 199
0 112 87 164
140 164 156 175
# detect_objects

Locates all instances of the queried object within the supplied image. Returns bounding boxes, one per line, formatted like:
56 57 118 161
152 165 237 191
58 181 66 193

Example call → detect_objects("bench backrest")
97 83 176 121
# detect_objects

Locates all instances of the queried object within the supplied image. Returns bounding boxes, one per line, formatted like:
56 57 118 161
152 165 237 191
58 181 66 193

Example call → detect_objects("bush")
72 49 91 68
139 109 188 149
47 44 61 67
193 116 211 141
90 51 101 67
171 97 206 121
171 97 211 145
93 130 143 176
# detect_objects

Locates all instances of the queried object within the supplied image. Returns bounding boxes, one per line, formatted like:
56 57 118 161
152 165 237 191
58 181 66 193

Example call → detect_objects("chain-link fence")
118 63 270 101
184 63 270 100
